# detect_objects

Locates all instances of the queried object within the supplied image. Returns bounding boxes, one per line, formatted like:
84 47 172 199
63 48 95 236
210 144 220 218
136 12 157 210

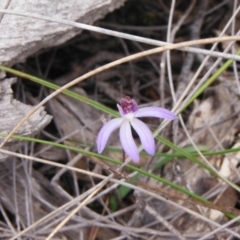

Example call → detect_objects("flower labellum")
97 96 177 162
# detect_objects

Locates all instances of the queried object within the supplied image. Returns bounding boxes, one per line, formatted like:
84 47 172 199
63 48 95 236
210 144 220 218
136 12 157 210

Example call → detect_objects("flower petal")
130 118 155 155
97 118 123 153
134 107 177 120
119 119 139 162
117 104 124 117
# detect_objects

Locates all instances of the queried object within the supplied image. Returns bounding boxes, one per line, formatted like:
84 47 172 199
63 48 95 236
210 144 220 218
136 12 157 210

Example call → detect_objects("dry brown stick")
1 36 240 150
124 175 240 216
87 155 240 216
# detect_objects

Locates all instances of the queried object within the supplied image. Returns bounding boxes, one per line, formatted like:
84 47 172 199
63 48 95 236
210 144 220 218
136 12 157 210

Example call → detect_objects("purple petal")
117 104 124 116
134 107 177 120
97 118 123 153
130 118 155 155
119 120 139 162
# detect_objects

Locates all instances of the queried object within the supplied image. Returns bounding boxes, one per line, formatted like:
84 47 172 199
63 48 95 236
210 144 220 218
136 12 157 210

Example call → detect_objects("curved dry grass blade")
1 36 240 152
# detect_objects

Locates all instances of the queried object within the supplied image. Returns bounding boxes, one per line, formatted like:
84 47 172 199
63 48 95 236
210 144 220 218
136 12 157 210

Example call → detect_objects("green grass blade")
0 65 119 117
1 134 208 203
181 49 240 111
